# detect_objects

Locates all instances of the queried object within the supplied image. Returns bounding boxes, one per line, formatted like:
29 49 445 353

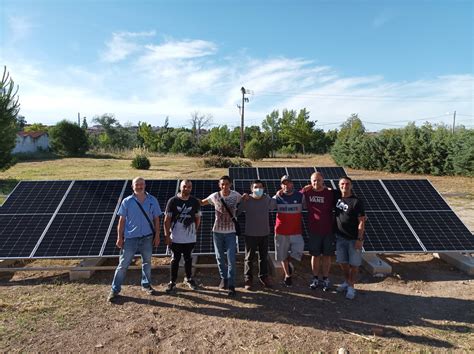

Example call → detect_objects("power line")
252 90 473 103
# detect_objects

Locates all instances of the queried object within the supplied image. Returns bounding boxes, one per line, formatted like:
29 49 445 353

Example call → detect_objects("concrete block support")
361 253 392 276
69 258 106 280
433 253 474 275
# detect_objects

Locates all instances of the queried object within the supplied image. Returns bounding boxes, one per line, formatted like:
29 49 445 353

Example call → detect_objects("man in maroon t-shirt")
302 172 335 291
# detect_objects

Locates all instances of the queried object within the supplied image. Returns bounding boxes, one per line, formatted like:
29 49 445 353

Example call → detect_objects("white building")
12 131 50 154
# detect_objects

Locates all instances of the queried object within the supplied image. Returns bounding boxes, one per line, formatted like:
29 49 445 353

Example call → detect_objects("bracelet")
357 237 364 241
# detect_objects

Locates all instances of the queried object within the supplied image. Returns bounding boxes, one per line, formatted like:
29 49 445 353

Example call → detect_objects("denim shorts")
336 234 362 267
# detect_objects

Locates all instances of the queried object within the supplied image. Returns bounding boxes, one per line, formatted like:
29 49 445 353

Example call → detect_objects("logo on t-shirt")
336 199 349 212
309 196 325 203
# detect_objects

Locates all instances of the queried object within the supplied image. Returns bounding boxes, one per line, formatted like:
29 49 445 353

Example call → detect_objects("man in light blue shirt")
108 177 162 302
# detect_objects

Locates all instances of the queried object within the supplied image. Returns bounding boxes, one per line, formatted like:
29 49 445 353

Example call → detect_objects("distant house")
12 131 49 154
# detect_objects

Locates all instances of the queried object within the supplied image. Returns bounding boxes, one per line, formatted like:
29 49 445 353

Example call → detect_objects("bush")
131 154 151 170
244 138 267 161
49 120 89 156
199 156 252 168
278 145 298 158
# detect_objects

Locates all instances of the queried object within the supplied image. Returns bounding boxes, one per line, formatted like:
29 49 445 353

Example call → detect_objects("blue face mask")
253 188 264 198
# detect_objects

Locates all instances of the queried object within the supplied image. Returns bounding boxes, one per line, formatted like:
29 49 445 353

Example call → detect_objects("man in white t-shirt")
201 175 242 296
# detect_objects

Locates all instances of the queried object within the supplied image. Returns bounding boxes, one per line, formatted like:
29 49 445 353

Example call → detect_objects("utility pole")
452 110 456 133
240 86 251 157
77 112 80 126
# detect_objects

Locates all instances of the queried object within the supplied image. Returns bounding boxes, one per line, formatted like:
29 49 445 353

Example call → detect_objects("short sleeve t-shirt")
303 187 335 236
238 195 277 236
165 196 201 243
117 193 162 239
335 194 365 240
274 191 304 236
206 190 242 233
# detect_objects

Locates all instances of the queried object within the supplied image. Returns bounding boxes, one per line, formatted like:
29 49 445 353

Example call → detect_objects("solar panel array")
0 170 472 259
229 166 347 181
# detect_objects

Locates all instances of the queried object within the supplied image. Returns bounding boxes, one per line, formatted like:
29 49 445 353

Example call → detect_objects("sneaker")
322 279 331 292
142 285 156 295
337 281 349 293
309 277 319 290
288 262 294 275
165 282 176 294
244 279 253 291
107 290 119 302
184 278 198 290
218 278 228 290
228 286 236 297
283 276 292 287
259 276 273 288
346 286 356 300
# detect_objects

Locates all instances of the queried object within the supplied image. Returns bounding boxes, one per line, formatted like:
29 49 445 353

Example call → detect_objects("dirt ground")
0 157 473 352
0 251 473 352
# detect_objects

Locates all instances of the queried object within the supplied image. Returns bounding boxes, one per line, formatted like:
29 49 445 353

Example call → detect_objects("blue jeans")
336 234 362 267
111 235 153 293
213 232 237 287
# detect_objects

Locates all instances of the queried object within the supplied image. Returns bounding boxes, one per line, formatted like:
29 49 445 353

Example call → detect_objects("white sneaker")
345 286 356 300
336 281 349 292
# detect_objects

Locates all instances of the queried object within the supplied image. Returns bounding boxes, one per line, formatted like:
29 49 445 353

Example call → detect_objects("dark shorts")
308 233 335 257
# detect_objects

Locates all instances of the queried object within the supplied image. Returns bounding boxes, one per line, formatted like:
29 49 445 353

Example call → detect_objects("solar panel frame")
403 211 474 252
382 179 451 211
257 167 287 180
285 167 316 180
362 211 424 253
315 167 347 180
229 167 258 180
351 180 398 212
122 179 179 211
59 180 126 214
0 214 54 259
0 181 73 214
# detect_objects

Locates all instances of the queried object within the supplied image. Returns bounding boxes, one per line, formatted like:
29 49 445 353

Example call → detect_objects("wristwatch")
357 237 364 241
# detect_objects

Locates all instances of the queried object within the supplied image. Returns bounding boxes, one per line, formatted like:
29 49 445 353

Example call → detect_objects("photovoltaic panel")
362 211 423 252
123 179 179 211
194 211 216 255
285 167 315 180
261 180 282 197
33 213 116 257
189 179 217 211
404 211 474 252
59 180 126 213
315 167 347 180
351 180 397 211
257 167 287 180
0 214 52 258
382 179 451 211
0 181 71 214
233 179 252 195
229 167 258 180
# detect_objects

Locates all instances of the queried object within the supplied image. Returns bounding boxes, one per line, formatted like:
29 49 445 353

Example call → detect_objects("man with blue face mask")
238 180 277 290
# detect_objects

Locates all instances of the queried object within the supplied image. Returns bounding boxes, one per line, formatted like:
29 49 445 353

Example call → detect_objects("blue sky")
1 0 473 131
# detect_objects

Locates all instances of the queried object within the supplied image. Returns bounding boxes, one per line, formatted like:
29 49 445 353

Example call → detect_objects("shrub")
244 138 267 161
131 150 151 170
49 120 89 156
199 156 252 168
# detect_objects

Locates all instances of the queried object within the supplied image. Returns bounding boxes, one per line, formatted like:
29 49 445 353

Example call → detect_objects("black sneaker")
218 278 228 290
288 262 294 275
142 285 156 295
184 278 198 290
227 286 236 297
107 290 119 302
322 279 331 292
284 276 292 287
309 277 319 290
165 282 176 294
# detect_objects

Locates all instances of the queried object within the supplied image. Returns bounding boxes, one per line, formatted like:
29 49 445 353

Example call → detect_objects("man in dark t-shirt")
164 179 201 293
335 176 366 300
302 172 335 291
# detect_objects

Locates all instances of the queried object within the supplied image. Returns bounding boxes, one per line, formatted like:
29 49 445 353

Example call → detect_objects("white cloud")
3 32 472 131
101 31 156 63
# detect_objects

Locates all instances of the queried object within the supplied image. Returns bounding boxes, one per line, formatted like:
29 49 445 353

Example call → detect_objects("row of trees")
332 114 473 176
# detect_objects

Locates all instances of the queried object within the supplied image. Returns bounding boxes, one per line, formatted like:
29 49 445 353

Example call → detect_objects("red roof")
17 131 48 138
